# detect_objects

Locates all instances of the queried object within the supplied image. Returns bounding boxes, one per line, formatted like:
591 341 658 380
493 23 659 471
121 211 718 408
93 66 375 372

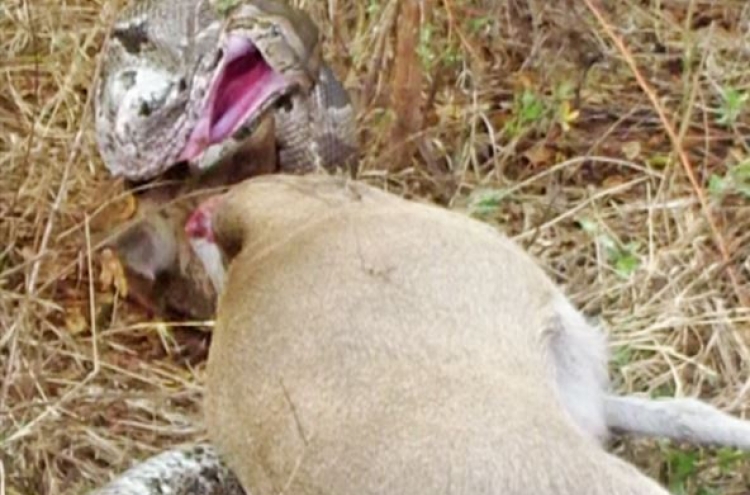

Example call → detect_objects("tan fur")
203 175 669 495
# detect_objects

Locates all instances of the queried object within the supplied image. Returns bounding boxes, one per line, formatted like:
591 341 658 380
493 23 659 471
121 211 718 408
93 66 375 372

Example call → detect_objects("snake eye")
276 94 293 112
138 101 152 117
177 78 187 92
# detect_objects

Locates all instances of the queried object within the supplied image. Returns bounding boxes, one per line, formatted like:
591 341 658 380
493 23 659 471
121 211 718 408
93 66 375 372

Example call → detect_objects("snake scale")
94 0 358 181
89 1 356 492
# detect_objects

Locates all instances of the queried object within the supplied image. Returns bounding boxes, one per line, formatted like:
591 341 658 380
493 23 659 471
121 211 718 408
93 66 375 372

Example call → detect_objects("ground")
2 0 750 493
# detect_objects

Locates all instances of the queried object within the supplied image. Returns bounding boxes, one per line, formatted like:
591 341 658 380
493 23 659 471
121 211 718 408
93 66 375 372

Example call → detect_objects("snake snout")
179 35 290 163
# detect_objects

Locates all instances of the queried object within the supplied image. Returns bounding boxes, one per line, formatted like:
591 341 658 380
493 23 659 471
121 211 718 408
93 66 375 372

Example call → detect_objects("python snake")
94 0 357 180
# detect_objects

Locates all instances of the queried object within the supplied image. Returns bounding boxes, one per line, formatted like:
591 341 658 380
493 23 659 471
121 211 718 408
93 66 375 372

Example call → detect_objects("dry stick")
0 0 42 413
0 0 114 430
581 0 749 307
442 0 482 63
389 0 423 171
361 0 397 109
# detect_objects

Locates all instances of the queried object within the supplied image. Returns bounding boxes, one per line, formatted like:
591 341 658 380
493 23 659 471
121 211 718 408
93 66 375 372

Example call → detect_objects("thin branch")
582 0 748 306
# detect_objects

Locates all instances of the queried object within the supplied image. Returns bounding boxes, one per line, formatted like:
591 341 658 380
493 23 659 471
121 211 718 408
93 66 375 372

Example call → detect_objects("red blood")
185 196 224 242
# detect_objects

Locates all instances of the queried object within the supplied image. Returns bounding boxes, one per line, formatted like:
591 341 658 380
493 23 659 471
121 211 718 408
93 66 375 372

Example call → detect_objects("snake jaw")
95 0 354 183
179 35 292 163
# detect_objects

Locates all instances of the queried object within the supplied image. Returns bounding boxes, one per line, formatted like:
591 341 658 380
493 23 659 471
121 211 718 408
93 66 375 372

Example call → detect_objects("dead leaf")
622 141 641 160
90 193 138 232
602 175 628 188
99 248 129 297
510 70 540 91
558 101 580 132
19 246 35 262
523 144 556 168
65 306 88 335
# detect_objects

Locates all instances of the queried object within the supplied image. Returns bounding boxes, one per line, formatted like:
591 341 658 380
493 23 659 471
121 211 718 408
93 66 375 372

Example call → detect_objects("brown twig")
388 0 425 171
581 0 749 307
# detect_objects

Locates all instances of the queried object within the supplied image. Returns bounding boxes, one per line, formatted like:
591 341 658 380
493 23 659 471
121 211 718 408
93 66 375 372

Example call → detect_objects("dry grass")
2 0 750 493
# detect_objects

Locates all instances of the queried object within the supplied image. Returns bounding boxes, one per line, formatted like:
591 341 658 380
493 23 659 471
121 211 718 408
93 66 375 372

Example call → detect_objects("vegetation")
1 0 749 493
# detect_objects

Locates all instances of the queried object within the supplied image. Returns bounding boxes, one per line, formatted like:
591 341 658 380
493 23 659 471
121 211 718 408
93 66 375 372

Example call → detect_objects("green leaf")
614 251 640 278
468 16 492 34
611 346 633 367
717 448 750 473
469 189 507 217
577 218 599 234
733 159 750 179
717 87 748 126
519 90 545 123
417 24 437 70
710 159 750 199
650 384 675 399
214 0 241 16
669 450 699 482
708 174 727 198
554 80 576 101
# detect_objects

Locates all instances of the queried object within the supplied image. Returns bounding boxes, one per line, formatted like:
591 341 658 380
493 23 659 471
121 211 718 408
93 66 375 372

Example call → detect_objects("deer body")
201 175 670 495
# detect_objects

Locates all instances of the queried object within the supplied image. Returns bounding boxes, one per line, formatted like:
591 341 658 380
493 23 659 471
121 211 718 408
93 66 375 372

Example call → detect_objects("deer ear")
109 215 178 281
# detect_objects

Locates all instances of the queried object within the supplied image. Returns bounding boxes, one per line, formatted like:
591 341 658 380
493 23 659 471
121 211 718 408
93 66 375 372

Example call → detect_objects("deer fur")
189 174 750 494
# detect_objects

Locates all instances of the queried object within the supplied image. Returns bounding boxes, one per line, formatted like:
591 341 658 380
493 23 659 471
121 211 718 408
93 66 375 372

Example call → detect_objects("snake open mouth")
180 36 289 162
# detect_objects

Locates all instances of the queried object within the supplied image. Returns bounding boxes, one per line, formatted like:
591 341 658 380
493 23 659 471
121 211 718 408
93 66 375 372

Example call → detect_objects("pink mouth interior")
180 38 288 162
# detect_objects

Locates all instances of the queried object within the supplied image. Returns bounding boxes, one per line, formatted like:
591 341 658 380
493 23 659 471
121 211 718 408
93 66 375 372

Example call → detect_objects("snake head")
95 0 323 181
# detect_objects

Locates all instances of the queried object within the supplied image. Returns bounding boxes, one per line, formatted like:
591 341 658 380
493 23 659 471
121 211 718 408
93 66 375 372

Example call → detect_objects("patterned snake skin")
94 0 357 180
